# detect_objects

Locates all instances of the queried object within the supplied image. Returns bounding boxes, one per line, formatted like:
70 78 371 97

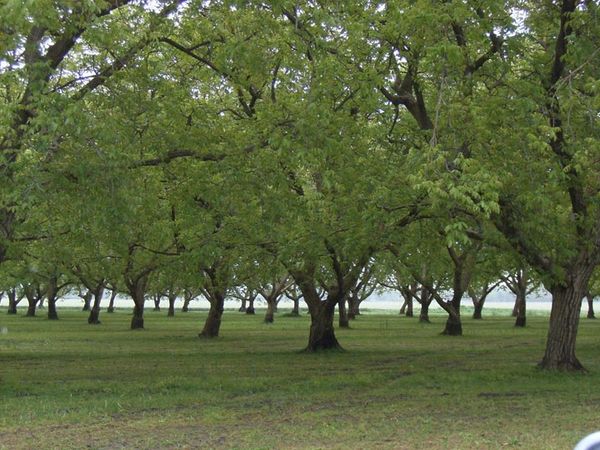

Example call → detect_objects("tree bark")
6 289 19 314
182 297 191 312
348 295 361 319
131 301 145 329
47 298 59 320
245 297 255 315
338 297 349 328
238 297 247 312
153 294 161 312
264 298 276 323
167 293 176 317
472 300 484 320
419 300 431 323
88 286 104 325
306 301 341 351
81 290 92 311
25 294 37 317
290 298 300 316
107 290 117 313
514 292 526 327
539 276 589 371
199 292 224 338
586 294 595 319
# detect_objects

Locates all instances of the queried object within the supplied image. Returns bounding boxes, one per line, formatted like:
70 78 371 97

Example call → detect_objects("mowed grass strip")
1 308 599 449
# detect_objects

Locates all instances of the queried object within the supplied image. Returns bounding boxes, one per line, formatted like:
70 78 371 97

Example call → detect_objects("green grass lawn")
1 307 599 449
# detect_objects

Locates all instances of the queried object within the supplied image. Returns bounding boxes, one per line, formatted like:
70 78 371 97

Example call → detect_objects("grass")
1 307 599 449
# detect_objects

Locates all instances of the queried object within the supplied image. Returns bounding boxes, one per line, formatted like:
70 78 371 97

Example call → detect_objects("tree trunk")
290 298 300 316
245 297 255 315
441 294 462 336
7 290 18 315
514 293 526 327
81 291 92 311
199 293 224 338
472 300 484 320
348 295 361 319
47 297 59 320
182 296 191 312
338 297 349 328
306 302 341 351
586 294 595 319
25 295 37 317
511 300 518 317
405 296 414 317
419 300 431 323
131 301 144 329
107 290 117 313
88 286 104 325
153 294 161 312
168 294 176 317
539 278 588 371
264 298 275 323
238 297 247 312
399 298 407 315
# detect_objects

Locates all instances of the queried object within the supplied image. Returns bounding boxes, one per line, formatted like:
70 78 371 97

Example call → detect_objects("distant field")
1 309 599 449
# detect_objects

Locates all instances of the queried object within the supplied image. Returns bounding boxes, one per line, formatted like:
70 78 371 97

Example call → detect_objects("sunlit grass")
1 308 599 449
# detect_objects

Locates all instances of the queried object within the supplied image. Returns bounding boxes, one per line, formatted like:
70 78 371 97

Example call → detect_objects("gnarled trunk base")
88 308 101 324
199 299 223 338
305 305 342 352
442 316 462 336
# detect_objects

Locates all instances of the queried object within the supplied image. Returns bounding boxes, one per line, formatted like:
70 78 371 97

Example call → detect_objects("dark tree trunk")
7 290 19 314
338 297 349 328
88 286 104 325
419 300 431 323
81 291 92 311
306 302 341 351
514 293 526 327
131 301 144 329
539 280 588 371
199 293 224 338
348 295 361 319
167 294 176 317
586 294 595 319
472 300 484 320
47 298 59 320
442 295 462 336
245 297 255 315
290 298 300 316
107 290 117 313
405 297 414 317
25 295 37 317
153 294 161 312
511 300 518 317
238 297 247 312
264 298 276 323
182 296 191 312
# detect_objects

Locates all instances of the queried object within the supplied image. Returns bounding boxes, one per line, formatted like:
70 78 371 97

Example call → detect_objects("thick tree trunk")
539 279 588 371
306 302 341 351
442 295 462 336
131 301 144 329
338 297 349 328
153 294 161 312
25 296 37 317
168 294 176 317
88 286 104 325
586 294 595 319
47 298 59 320
348 295 361 319
238 297 247 312
472 300 484 320
182 297 191 312
514 293 526 327
107 290 117 313
511 300 518 317
199 293 224 338
245 297 255 315
81 291 92 311
264 298 275 323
